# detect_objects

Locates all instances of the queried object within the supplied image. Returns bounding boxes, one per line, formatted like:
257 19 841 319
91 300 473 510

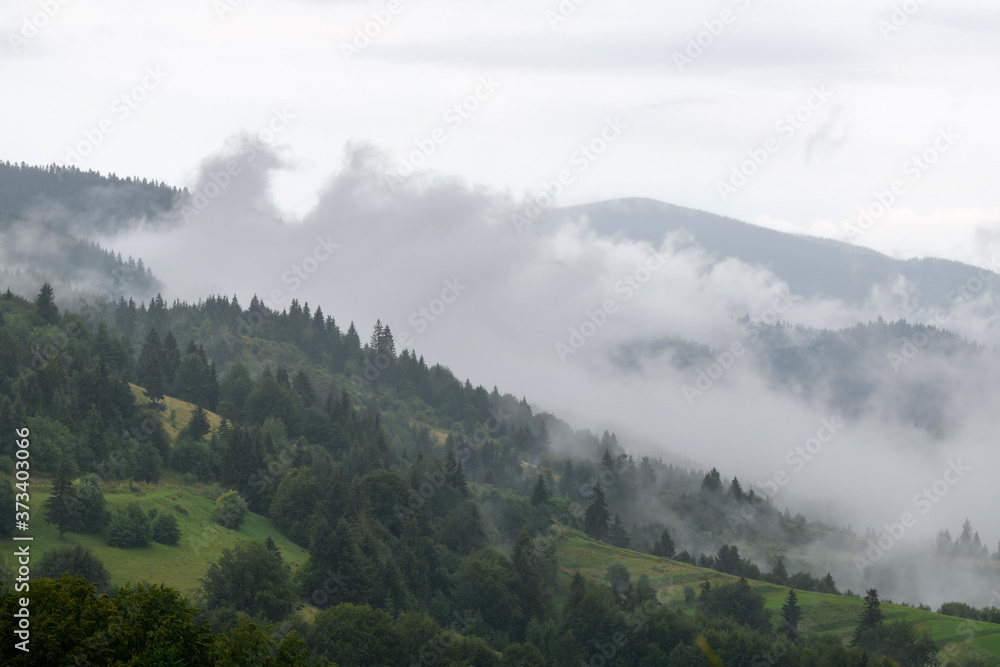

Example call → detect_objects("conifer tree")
530 473 550 505
583 483 610 540
653 528 675 559
43 461 76 538
782 589 802 641
851 588 883 646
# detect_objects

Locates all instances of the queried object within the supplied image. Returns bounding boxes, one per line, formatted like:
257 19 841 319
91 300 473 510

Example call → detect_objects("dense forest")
0 161 184 235
0 285 993 665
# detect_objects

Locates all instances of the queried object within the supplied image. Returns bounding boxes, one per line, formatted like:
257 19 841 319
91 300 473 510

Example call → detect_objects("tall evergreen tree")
653 528 675 558
43 461 76 538
781 589 802 641
136 328 165 406
583 483 610 541
34 282 59 325
851 588 883 646
770 557 789 586
530 473 550 505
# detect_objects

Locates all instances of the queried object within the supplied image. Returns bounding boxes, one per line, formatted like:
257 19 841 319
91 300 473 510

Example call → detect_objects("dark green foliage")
184 405 211 440
697 578 772 634
782 588 802 641
0 480 14 538
308 603 402 666
853 620 938 666
34 544 111 594
0 576 118 666
106 502 153 548
607 513 630 549
852 588 884 646
769 557 789 585
653 528 675 558
152 513 182 545
34 282 59 325
530 473 549 505
42 460 76 537
200 539 298 622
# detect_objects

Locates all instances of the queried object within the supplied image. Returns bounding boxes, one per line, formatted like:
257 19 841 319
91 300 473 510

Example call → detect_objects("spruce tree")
530 473 550 505
782 589 802 641
653 528 675 559
851 588 883 646
34 282 59 325
43 461 76 538
583 483 610 541
770 557 789 585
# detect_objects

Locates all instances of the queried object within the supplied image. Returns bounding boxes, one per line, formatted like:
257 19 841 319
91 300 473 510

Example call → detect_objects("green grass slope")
16 388 306 599
29 478 309 598
556 528 1000 663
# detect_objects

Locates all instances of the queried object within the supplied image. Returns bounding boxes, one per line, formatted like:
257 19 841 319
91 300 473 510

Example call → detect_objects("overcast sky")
2 0 998 264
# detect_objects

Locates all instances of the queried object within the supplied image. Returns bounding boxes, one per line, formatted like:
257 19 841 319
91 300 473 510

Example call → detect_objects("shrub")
106 502 152 548
34 544 112 594
152 514 181 546
213 490 248 530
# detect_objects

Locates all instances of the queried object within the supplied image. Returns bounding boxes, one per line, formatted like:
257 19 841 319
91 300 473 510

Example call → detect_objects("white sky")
2 0 998 264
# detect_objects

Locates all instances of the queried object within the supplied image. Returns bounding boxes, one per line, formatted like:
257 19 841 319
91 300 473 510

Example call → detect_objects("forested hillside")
0 286 995 665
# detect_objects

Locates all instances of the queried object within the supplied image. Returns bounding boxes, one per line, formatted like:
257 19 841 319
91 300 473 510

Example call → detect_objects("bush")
34 544 111 594
106 502 152 548
152 514 181 546
213 490 248 530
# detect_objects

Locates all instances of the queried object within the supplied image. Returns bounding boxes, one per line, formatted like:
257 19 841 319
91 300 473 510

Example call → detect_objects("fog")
100 137 1000 607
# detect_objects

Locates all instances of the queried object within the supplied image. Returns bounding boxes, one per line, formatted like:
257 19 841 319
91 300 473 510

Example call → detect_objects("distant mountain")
546 197 997 312
0 162 171 303
0 160 184 236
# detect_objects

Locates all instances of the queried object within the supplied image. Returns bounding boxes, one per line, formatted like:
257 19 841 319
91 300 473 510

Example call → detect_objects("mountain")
546 197 998 313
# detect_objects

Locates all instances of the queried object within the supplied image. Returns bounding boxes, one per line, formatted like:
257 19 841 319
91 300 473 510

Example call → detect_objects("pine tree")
607 513 630 549
43 461 76 538
137 328 165 406
583 483 610 541
701 467 722 493
530 473 550 505
511 528 546 623
185 406 211 440
653 528 675 559
369 320 383 352
770 557 789 585
34 282 59 325
851 588 883 646
782 589 802 641
730 477 744 501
